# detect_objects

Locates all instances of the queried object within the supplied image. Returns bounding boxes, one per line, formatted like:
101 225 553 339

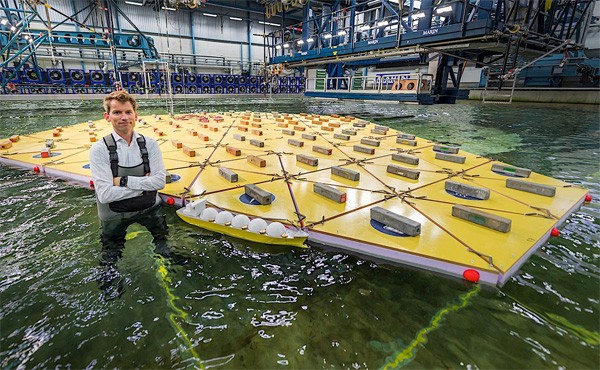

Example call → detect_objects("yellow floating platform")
0 111 589 286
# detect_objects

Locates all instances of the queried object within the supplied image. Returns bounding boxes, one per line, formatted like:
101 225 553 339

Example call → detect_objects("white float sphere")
266 222 286 238
200 207 218 221
231 214 250 229
215 211 234 225
247 218 268 233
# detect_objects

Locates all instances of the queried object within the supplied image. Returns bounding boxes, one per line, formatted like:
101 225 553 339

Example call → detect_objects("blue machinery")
266 0 598 103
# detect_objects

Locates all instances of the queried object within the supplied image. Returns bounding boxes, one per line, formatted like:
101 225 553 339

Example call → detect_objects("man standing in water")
90 91 168 298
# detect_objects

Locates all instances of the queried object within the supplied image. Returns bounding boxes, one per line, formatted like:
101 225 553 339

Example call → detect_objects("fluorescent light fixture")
28 37 33 43
296 39 304 45
367 0 380 6
412 12 426 19
24 35 30 40
306 37 314 43
125 1 143 6
337 30 347 36
0 18 8 25
323 33 332 39
414 1 422 8
161 6 176 11
283 43 290 48
203 13 217 17
10 25 16 31
359 25 370 31
436 6 453 14
229 17 243 21
377 20 389 27
258 21 280 27
275 45 282 50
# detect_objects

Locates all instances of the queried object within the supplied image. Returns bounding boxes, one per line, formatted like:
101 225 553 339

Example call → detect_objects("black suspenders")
102 134 150 176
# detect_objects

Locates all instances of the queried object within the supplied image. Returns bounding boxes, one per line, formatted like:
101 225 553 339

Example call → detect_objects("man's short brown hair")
103 90 138 114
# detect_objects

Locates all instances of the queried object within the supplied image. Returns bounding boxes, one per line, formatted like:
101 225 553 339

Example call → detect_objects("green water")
0 97 598 369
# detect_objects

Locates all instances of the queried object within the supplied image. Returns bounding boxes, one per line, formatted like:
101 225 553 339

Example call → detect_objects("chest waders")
96 134 158 221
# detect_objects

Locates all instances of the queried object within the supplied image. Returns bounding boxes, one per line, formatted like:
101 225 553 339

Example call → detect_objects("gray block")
250 139 264 147
387 164 420 180
341 129 357 136
297 154 318 166
218 167 238 183
302 133 317 141
331 166 360 181
334 133 350 141
353 145 375 154
506 178 556 197
392 153 419 165
445 181 490 200
288 139 304 147
396 138 417 146
491 164 531 178
370 206 421 236
313 183 346 203
433 144 460 154
282 129 295 136
233 134 245 141
361 138 380 147
452 204 512 233
397 133 415 140
244 184 274 205
371 128 388 135
435 152 466 164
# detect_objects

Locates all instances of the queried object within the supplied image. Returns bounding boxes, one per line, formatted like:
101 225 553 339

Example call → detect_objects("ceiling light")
203 13 217 17
161 6 176 11
377 20 389 27
275 45 282 50
259 21 280 27
229 17 243 21
0 18 8 26
323 33 332 39
10 25 16 31
283 43 290 48
412 12 426 19
296 39 304 45
436 6 453 14
125 1 143 6
359 25 370 31
337 30 346 36
306 37 314 43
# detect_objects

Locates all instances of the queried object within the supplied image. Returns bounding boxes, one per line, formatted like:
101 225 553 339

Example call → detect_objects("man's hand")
113 177 121 186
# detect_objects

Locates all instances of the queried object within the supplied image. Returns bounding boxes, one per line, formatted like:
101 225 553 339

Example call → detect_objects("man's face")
104 100 137 137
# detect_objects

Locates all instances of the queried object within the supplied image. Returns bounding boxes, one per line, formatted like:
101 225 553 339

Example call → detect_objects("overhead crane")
266 0 597 103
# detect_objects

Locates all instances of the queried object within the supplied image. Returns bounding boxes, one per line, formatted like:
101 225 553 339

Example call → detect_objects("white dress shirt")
90 131 166 204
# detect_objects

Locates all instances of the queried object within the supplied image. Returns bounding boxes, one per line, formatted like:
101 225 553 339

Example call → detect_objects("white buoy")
215 210 233 225
231 214 250 229
248 218 268 233
266 222 286 238
200 207 218 221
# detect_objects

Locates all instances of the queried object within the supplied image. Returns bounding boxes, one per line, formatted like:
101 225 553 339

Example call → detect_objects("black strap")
136 135 150 174
103 134 119 177
102 134 150 176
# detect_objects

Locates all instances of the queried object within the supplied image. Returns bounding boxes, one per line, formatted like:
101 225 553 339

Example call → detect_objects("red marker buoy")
584 194 592 203
550 227 560 237
166 197 175 206
463 269 480 283
33 165 40 172
89 180 94 188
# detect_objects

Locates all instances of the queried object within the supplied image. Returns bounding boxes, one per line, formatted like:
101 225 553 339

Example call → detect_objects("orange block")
328 122 341 128
172 140 182 149
293 126 305 131
52 130 61 137
41 148 51 158
238 126 248 132
226 146 241 156
9 135 20 142
209 126 218 132
277 123 288 128
89 136 97 143
321 126 334 132
0 140 13 149
251 129 263 136
247 155 266 167
183 146 195 157
252 123 262 128
187 129 198 136
199 134 209 141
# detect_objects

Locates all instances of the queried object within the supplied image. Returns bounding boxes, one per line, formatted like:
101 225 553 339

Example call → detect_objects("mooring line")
155 256 204 369
381 285 481 370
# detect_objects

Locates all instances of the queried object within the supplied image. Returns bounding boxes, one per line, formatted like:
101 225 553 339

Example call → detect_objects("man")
90 91 168 296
